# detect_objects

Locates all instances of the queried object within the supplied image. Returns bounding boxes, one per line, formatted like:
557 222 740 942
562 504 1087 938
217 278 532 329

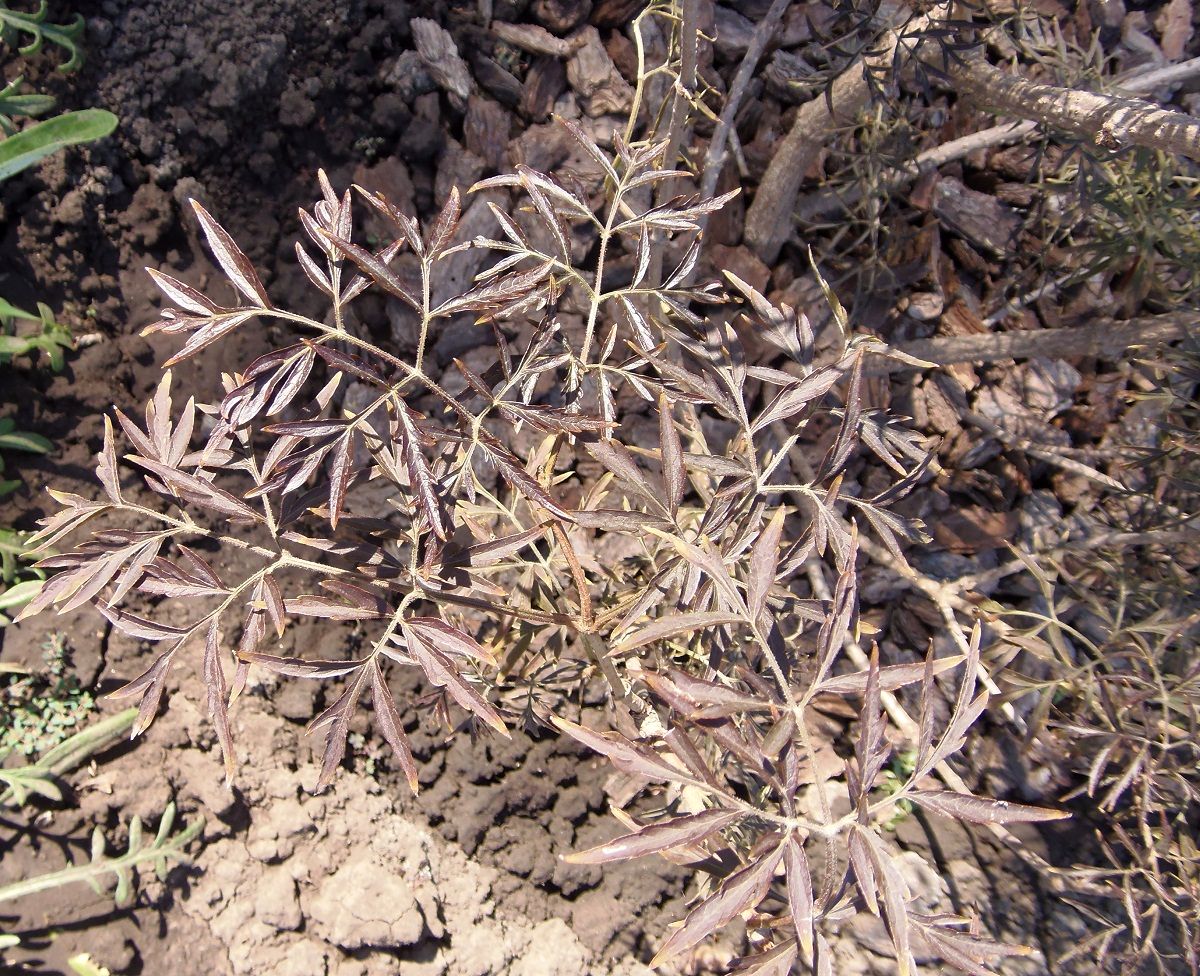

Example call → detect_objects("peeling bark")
950 51 1200 163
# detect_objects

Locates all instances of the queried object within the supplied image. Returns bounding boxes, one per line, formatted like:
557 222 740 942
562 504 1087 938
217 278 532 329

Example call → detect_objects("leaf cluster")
0 632 95 756
17 118 1066 973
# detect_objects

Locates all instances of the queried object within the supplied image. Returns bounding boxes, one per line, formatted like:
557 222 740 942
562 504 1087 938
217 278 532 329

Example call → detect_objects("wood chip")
491 21 581 58
464 96 512 170
764 50 819 103
521 55 568 123
940 299 986 337
509 119 575 172
566 26 634 117
469 54 524 109
435 140 485 207
932 507 1020 554
412 18 473 110
1156 0 1194 61
932 177 1022 257
533 0 593 34
591 0 649 28
713 5 755 59
708 244 770 295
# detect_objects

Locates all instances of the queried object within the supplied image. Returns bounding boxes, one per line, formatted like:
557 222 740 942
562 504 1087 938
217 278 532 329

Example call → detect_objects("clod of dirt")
307 852 427 949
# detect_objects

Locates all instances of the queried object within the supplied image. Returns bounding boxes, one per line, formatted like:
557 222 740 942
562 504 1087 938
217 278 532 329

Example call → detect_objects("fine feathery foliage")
18 119 1067 973
997 337 1200 974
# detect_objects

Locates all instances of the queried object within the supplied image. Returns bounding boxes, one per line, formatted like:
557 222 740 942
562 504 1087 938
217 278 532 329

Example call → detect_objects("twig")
797 53 1200 226
961 410 1125 493
982 275 1070 327
648 0 702 287
1110 55 1200 96
949 50 1200 161
744 2 951 263
751 7 1200 260
699 0 792 203
873 311 1194 371
659 0 701 173
797 120 1038 224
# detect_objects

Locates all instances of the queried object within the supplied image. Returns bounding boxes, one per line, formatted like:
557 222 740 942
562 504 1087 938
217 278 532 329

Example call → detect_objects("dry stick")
797 120 1038 223
949 51 1200 162
797 56 1200 224
1111 55 1200 94
982 274 1071 328
658 0 701 173
962 411 1129 494
872 311 1194 372
698 0 793 203
747 13 1200 263
744 2 950 263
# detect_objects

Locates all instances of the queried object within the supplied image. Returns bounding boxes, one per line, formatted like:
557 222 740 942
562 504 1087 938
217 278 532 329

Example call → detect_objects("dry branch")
699 0 792 203
877 312 1193 371
798 55 1200 224
950 51 1200 161
744 2 950 263
745 2 1200 263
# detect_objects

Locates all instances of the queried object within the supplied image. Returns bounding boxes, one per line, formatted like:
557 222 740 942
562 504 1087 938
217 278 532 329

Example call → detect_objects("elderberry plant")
19 118 1065 974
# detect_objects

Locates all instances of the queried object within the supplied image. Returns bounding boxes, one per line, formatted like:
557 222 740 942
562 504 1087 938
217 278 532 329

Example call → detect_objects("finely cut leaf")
613 611 743 655
565 809 740 864
370 659 420 792
0 109 117 181
203 619 236 783
124 455 260 521
190 200 271 308
785 834 815 957
550 716 704 787
652 844 785 966
815 656 964 696
397 403 446 539
747 509 785 620
908 791 1070 824
403 625 508 736
406 617 496 666
658 395 685 518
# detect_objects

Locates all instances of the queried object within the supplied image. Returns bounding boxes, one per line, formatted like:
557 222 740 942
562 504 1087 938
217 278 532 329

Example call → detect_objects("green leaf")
0 578 43 613
0 428 52 453
0 109 118 182
0 7 86 71
0 77 56 127
0 335 39 357
0 296 38 321
0 93 57 117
